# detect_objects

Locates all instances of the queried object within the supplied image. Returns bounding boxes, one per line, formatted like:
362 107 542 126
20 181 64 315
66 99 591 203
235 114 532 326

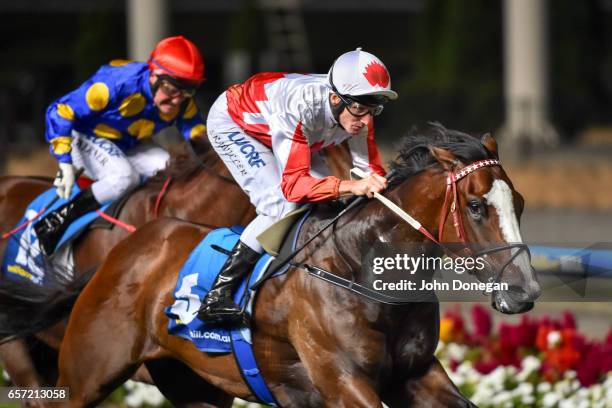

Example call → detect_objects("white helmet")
328 48 398 104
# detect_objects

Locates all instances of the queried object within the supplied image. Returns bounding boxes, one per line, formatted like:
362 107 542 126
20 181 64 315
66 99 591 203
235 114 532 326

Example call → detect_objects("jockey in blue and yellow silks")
35 35 207 256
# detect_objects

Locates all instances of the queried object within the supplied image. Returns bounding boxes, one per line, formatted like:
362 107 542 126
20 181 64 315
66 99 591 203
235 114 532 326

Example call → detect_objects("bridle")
437 158 500 244
256 158 532 303
387 158 531 285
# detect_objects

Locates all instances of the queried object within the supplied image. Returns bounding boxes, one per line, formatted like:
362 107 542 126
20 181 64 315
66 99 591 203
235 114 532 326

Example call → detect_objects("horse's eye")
468 200 483 219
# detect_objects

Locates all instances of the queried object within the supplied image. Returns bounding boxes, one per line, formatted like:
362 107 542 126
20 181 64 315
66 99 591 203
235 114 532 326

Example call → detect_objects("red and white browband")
453 159 501 182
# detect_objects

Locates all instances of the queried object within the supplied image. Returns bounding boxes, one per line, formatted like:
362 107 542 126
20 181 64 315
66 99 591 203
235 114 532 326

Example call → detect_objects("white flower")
486 366 507 388
537 381 552 393
517 355 541 381
570 379 580 391
521 394 535 405
124 390 144 407
142 387 166 406
123 381 166 407
491 391 512 405
542 392 560 407
456 361 474 375
516 382 534 397
554 379 571 396
522 355 541 372
504 365 517 376
576 388 589 399
446 343 468 361
591 384 603 400
564 370 577 380
547 330 562 348
471 387 495 406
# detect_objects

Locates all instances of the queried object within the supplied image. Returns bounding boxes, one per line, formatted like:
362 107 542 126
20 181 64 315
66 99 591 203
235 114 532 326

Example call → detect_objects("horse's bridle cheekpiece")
438 159 501 243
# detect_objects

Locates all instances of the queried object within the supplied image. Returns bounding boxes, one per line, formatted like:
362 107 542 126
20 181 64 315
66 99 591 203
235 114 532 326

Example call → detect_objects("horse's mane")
148 136 219 186
388 122 495 187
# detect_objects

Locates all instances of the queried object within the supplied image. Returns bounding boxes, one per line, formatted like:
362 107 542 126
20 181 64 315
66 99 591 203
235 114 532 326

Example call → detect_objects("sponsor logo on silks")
189 330 231 343
227 133 266 168
7 264 36 282
211 134 248 176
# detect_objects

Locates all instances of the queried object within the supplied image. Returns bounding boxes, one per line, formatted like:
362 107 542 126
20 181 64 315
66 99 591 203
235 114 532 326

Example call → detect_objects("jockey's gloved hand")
54 162 76 200
339 172 388 199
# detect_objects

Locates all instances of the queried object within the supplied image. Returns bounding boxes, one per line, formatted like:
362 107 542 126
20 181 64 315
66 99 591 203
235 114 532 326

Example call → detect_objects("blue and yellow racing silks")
45 60 207 163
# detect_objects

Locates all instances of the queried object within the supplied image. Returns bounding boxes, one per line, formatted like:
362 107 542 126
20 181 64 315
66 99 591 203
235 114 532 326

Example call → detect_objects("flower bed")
438 305 612 407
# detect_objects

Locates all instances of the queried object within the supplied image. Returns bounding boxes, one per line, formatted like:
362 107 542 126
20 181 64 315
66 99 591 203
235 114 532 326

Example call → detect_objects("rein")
278 159 529 304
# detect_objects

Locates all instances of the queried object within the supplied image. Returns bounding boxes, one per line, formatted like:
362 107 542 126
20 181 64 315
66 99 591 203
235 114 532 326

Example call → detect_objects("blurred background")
0 0 611 405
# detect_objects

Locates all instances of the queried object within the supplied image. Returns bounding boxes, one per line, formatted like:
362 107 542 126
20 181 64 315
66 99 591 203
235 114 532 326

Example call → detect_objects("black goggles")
336 93 385 117
156 75 199 98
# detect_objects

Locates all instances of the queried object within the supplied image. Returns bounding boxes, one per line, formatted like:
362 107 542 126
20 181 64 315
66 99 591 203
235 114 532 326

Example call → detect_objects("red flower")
561 311 576 329
471 304 492 338
474 360 498 374
536 326 554 351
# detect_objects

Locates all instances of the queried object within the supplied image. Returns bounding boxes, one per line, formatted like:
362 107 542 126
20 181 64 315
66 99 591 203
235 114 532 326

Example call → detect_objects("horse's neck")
303 171 447 283
162 158 252 224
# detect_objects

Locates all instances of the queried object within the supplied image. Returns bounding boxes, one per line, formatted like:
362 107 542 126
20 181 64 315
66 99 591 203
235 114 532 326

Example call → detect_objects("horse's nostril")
507 285 529 302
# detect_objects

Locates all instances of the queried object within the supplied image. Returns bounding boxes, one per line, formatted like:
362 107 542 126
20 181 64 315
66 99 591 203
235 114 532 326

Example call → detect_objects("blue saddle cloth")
1 186 110 285
164 223 307 407
164 226 277 353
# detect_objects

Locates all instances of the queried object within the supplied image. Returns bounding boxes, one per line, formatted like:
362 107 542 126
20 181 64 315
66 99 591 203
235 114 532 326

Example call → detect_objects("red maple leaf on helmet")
363 61 390 87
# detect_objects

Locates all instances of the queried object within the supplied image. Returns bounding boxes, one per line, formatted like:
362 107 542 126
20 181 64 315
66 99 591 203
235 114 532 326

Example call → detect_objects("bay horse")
0 137 352 406
51 124 540 407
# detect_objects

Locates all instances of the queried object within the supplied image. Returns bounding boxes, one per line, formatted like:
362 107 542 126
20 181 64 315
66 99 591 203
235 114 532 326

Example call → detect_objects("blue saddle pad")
1 186 110 285
165 226 277 353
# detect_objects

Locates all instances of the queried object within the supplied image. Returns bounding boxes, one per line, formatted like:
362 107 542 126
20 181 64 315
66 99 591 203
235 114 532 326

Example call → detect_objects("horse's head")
388 124 540 314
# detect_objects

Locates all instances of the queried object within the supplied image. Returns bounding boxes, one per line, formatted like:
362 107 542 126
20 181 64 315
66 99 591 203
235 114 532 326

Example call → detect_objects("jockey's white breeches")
207 92 331 252
70 132 169 203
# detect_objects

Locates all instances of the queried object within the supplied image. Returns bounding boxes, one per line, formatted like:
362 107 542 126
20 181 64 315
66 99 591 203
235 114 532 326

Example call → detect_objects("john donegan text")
373 279 508 293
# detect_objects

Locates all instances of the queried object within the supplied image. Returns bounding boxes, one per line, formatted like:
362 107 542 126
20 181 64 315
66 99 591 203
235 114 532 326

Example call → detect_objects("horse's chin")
491 291 534 314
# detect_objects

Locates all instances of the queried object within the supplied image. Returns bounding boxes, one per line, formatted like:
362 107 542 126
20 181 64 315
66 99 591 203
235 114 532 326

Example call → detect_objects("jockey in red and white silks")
199 48 399 325
208 72 385 219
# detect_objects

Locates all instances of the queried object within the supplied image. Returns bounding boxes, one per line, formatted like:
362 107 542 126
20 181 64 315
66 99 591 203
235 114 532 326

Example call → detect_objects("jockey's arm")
274 120 342 203
45 76 115 164
175 98 207 141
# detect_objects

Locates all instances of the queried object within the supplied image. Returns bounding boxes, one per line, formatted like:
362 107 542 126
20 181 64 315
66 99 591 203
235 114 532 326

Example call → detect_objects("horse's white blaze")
483 180 532 275
483 180 522 243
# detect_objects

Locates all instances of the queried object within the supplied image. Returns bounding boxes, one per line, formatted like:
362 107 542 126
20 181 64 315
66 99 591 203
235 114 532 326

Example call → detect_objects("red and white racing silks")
220 72 385 203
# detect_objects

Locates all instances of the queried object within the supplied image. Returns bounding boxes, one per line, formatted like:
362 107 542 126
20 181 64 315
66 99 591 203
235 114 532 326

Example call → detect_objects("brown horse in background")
0 137 352 405
49 125 540 407
0 137 251 406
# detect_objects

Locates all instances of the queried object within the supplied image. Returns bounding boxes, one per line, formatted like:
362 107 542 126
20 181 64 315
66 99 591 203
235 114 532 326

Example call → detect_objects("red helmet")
148 36 205 84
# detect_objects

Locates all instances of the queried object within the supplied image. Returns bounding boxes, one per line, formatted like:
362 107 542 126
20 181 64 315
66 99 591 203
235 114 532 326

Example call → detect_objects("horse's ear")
481 132 499 159
429 146 459 171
